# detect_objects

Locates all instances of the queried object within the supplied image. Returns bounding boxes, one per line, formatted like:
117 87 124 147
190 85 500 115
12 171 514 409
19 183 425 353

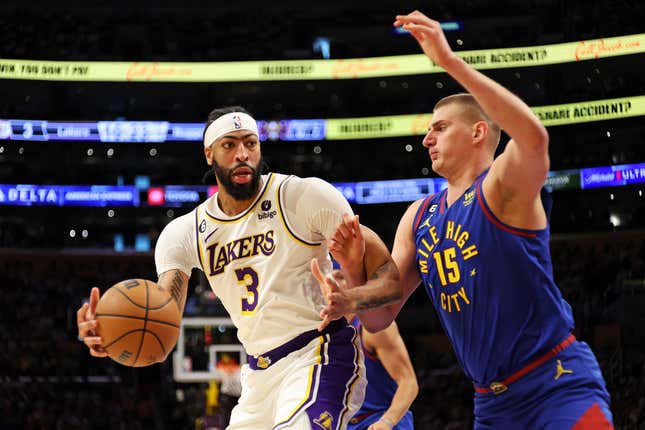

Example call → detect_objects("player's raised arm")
395 11 549 224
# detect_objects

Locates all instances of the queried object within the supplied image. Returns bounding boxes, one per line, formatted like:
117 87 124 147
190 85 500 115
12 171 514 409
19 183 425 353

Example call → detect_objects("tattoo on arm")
161 271 186 312
355 261 401 311
369 261 394 281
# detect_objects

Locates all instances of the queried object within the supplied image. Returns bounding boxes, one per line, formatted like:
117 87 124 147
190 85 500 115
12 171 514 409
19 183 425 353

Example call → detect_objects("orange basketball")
95 278 181 367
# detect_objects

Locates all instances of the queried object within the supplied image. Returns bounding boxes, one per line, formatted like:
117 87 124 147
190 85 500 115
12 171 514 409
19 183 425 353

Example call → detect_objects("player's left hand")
328 213 365 271
394 10 458 69
311 258 355 331
368 419 394 430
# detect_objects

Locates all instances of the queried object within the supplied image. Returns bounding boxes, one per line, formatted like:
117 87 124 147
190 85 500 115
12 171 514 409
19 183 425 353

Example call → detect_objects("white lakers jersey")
155 173 354 356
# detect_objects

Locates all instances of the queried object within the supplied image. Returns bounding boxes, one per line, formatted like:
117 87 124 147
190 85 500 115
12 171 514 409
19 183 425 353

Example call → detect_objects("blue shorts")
473 341 613 429
348 410 414 430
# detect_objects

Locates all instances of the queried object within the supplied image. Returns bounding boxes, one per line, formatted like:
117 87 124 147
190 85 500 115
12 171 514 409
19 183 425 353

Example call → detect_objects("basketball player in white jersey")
77 106 402 430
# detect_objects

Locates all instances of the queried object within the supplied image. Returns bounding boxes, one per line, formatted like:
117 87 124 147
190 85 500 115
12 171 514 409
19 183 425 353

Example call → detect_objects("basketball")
95 278 181 367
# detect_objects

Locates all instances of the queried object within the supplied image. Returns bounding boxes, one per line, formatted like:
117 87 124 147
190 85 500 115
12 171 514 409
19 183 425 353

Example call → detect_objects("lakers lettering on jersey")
155 173 354 356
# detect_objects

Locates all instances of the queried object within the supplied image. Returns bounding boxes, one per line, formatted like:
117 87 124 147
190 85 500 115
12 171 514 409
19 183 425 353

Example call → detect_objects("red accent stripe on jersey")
439 192 446 215
572 403 614 430
412 195 434 235
474 334 576 394
476 180 537 238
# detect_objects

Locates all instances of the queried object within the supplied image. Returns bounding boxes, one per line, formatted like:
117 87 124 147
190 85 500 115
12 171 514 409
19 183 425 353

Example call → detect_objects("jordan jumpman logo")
554 359 573 380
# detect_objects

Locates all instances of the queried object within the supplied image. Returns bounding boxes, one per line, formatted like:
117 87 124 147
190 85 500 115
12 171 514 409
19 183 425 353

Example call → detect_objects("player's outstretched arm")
316 200 423 332
76 269 189 360
363 323 418 430
313 222 402 332
395 11 549 207
354 199 424 332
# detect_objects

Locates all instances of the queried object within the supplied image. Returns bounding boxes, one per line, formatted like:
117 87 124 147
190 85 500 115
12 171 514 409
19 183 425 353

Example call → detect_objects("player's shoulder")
160 208 196 238
279 174 338 196
401 198 426 223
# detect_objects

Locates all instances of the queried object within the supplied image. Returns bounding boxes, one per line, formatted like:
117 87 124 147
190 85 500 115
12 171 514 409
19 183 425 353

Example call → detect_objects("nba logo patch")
261 200 272 211
233 115 242 129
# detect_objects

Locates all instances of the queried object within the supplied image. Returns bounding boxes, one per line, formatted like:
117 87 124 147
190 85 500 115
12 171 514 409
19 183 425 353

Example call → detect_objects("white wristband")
379 417 394 429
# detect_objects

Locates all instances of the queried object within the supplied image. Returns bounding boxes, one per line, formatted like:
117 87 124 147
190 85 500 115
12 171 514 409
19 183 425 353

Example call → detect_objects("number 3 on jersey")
235 267 260 315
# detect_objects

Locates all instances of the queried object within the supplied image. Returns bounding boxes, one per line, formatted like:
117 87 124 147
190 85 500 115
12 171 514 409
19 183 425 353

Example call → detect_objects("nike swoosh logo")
205 228 219 243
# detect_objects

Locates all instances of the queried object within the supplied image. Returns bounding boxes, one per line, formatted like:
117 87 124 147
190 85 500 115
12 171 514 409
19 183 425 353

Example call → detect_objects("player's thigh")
277 412 312 430
227 365 276 430
274 329 366 430
540 400 613 430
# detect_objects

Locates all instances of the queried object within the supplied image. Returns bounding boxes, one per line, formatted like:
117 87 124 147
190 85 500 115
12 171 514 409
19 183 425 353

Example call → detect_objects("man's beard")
212 157 263 201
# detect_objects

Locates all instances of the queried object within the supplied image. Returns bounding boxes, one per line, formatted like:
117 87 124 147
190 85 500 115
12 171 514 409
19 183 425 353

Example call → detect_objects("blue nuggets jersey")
351 318 398 412
349 318 414 430
413 170 574 386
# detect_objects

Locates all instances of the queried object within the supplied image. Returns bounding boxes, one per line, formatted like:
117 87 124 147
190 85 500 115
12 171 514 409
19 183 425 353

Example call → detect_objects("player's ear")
472 121 488 144
204 145 213 166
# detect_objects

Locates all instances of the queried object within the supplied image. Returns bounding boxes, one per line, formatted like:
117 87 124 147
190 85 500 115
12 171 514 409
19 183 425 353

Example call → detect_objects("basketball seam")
132 280 150 365
113 286 173 310
95 314 180 328
103 329 146 349
146 330 167 356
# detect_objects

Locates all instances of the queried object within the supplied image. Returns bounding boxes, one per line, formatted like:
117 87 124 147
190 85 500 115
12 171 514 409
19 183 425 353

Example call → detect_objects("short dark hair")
434 93 501 145
202 106 253 141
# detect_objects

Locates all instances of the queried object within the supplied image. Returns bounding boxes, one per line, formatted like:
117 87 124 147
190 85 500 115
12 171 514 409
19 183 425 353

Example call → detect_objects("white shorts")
227 321 366 430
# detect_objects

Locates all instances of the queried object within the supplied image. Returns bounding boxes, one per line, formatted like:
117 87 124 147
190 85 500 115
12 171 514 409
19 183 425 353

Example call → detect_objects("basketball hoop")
218 364 241 397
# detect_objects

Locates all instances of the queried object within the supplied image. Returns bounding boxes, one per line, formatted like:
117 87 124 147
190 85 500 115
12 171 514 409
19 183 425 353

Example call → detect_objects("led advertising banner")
0 33 642 82
3 96 643 143
545 170 581 191
1 163 643 207
0 185 139 206
0 185 62 206
580 163 645 189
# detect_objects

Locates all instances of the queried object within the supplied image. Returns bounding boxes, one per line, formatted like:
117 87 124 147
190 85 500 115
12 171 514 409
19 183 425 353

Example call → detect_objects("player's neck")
216 178 264 216
445 162 490 207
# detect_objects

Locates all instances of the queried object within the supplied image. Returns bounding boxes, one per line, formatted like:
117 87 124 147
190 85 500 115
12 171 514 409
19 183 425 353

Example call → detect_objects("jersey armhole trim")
195 206 207 273
412 195 434 236
277 175 322 248
476 179 540 238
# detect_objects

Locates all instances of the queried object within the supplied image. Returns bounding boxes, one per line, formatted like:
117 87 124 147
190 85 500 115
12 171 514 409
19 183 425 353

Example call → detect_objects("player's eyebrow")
429 119 449 131
220 132 257 141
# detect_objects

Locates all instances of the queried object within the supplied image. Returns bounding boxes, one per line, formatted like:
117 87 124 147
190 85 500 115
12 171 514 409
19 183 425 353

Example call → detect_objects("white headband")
203 112 259 147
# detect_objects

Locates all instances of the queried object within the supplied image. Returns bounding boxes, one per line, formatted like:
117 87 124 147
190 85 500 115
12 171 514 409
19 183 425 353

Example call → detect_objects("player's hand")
368 420 395 430
76 287 108 357
311 259 354 331
394 11 458 69
328 213 365 271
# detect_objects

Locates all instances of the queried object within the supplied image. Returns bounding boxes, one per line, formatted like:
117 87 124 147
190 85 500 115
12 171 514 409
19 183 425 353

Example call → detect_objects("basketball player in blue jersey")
77 105 402 430
313 10 614 430
347 316 417 430
329 217 417 430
